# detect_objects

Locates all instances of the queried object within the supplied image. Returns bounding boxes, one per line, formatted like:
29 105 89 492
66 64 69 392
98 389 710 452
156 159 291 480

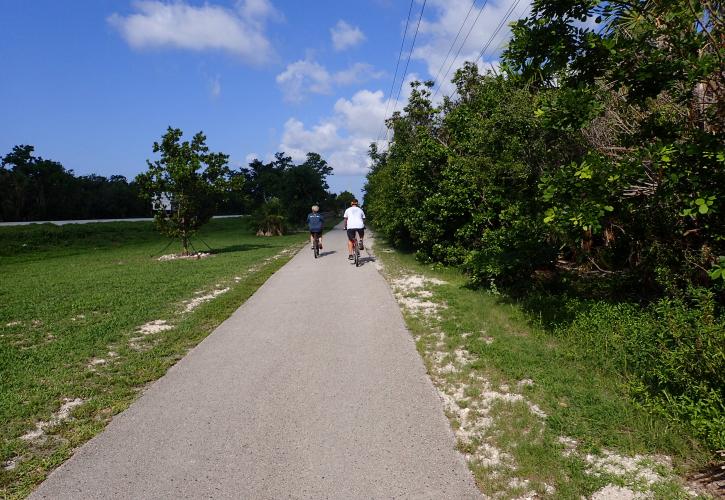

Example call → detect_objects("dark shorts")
347 228 364 241
310 231 322 238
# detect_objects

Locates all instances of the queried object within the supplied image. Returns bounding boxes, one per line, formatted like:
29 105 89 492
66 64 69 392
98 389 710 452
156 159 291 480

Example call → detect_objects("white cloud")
279 89 393 176
275 0 530 178
276 60 332 102
245 153 260 164
276 59 384 102
108 0 279 64
333 63 384 86
333 89 389 138
235 0 283 24
330 20 366 51
412 0 531 97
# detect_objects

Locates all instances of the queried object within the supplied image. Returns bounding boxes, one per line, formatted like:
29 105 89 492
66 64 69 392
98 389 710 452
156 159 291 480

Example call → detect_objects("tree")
240 151 335 225
336 191 356 213
1 145 78 221
281 153 332 222
135 127 236 255
503 0 725 291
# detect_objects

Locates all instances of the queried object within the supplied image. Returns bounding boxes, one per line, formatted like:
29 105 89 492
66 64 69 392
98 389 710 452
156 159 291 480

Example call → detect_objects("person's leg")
358 229 365 249
310 232 314 249
346 229 354 258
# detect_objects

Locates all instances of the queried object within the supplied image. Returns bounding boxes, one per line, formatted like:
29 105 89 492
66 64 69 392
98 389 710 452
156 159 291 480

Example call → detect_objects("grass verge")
372 236 713 499
0 218 305 498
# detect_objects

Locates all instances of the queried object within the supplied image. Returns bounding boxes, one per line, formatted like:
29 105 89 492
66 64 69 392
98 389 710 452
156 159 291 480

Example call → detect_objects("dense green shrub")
555 293 725 450
365 0 723 451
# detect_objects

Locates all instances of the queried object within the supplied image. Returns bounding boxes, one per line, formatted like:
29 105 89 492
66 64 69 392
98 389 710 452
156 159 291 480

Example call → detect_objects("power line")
386 0 427 141
429 0 478 93
476 0 523 62
448 0 524 101
376 0 416 144
431 0 489 101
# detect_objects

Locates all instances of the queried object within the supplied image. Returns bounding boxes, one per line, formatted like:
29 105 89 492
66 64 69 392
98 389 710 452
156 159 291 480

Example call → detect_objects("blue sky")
0 0 530 200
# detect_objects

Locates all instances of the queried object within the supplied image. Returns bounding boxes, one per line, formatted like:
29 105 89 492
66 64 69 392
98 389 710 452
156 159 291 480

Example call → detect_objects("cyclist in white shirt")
343 199 365 260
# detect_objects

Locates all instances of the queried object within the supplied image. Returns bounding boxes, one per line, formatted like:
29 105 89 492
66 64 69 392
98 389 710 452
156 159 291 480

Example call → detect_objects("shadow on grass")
211 243 275 254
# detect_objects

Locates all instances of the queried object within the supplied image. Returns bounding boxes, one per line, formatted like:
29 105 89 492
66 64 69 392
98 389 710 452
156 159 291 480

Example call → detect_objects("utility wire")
431 0 489 101
429 0 478 93
385 0 428 142
446 0 524 102
476 0 523 62
376 0 416 144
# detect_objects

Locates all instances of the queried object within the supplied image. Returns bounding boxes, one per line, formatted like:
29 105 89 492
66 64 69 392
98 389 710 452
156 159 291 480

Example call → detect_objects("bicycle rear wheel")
313 237 319 258
354 239 360 267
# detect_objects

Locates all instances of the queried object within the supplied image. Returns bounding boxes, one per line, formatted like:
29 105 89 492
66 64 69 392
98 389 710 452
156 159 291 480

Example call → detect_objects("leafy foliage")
365 0 724 449
556 292 725 449
136 127 236 254
253 197 286 236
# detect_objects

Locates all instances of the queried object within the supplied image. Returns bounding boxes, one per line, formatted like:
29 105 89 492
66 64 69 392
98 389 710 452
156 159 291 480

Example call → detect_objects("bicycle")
351 234 361 267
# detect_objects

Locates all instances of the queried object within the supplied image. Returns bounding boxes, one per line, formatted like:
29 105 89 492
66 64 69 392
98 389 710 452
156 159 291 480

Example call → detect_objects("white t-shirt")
344 206 365 229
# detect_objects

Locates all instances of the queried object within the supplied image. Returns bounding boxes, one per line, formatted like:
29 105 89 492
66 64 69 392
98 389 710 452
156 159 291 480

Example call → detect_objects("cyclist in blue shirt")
307 205 324 250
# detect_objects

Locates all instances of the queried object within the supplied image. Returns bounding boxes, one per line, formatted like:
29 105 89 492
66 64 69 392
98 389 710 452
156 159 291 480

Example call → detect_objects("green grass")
0 218 307 498
374 239 712 499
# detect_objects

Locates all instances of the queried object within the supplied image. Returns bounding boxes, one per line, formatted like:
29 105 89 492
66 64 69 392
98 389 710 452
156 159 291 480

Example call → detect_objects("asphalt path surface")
31 225 479 499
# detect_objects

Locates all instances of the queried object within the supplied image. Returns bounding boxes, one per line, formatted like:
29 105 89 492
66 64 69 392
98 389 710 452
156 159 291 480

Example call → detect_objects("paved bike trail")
31 225 479 499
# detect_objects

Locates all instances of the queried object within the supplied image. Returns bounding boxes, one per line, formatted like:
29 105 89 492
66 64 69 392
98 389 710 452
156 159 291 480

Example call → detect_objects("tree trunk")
182 233 189 255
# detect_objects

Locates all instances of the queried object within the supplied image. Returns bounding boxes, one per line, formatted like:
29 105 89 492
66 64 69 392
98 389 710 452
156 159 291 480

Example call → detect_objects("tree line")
0 145 149 221
364 0 724 450
1 140 347 224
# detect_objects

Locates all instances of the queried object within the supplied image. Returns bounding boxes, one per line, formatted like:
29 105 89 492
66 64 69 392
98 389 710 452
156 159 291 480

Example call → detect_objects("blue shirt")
307 213 324 232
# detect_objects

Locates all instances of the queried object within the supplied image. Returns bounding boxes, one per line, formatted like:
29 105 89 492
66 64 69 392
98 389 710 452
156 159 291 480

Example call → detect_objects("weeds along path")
30 224 479 499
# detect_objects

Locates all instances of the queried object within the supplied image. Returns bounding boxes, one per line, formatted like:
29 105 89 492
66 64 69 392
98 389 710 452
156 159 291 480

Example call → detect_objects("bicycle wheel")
313 237 319 258
354 239 360 267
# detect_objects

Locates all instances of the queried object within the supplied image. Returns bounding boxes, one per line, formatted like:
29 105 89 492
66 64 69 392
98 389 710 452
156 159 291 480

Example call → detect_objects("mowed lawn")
0 218 305 498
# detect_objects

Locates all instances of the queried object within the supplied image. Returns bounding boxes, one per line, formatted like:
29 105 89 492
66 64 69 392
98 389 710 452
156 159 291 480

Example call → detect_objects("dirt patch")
5 321 21 327
20 398 85 441
389 274 449 319
158 252 211 261
396 296 446 316
137 319 173 335
391 275 447 290
454 348 475 365
87 358 107 368
2 458 18 471
585 451 670 486
128 337 147 351
517 379 535 389
591 485 646 499
183 287 230 313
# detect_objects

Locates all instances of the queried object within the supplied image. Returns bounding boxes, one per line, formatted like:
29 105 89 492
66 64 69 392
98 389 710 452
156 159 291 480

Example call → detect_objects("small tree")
336 190 355 214
136 127 235 255
254 197 286 236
